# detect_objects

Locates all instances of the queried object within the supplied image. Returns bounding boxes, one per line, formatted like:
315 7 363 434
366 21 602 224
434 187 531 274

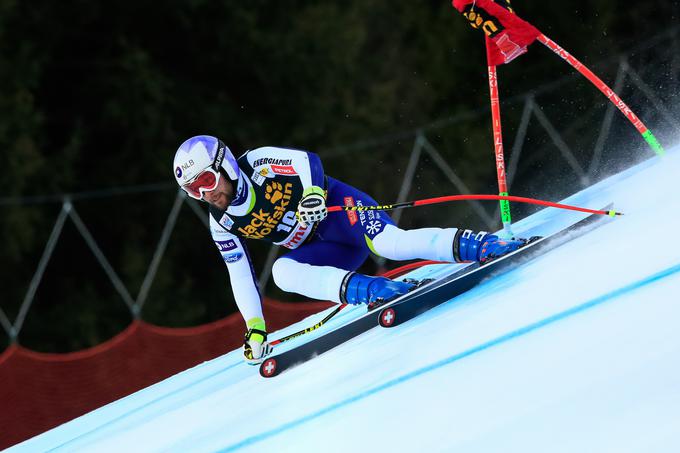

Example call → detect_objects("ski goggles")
181 168 221 200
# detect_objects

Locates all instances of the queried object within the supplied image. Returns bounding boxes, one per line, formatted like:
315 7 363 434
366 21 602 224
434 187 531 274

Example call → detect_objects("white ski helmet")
173 135 240 191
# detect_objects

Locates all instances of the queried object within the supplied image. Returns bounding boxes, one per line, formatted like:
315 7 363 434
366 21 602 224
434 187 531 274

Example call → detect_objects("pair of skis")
259 206 612 378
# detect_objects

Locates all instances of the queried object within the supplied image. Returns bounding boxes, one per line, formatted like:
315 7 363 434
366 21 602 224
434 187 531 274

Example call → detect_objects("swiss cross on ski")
380 308 396 327
261 358 278 377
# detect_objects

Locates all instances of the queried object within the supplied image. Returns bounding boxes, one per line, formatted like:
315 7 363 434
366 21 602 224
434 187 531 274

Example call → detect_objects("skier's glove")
243 317 272 365
296 186 327 227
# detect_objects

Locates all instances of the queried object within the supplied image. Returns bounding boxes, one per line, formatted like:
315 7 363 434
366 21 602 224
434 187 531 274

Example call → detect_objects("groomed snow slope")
11 145 680 453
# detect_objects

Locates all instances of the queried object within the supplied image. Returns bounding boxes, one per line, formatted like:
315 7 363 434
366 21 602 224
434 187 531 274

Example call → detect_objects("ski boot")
453 229 531 264
340 272 416 308
243 317 273 365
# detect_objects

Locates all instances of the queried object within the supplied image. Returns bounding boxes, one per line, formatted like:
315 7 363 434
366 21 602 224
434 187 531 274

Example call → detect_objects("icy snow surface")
11 145 680 453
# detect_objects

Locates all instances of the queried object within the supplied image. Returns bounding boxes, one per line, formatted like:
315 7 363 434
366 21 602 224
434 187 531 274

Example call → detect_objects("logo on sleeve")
215 239 237 252
223 252 243 263
219 213 235 230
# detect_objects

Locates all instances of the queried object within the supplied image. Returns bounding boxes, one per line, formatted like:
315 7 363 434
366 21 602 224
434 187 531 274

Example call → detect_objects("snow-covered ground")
11 144 680 453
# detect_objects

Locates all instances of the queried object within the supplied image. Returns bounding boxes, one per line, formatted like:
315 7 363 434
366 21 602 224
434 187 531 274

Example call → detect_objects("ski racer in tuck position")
173 135 528 364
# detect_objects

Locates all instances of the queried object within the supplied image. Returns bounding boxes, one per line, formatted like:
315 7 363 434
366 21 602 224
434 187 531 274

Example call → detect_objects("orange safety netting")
0 261 435 449
0 298 333 449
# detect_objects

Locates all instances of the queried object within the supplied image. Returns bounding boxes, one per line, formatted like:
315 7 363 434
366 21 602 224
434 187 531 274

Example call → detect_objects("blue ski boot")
340 273 416 306
453 229 529 264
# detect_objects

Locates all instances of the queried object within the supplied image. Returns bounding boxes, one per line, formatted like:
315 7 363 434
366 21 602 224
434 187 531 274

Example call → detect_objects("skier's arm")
210 216 263 324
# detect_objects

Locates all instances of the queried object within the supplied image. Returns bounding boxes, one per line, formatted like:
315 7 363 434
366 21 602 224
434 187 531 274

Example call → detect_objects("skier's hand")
296 186 327 227
243 319 272 365
243 339 271 365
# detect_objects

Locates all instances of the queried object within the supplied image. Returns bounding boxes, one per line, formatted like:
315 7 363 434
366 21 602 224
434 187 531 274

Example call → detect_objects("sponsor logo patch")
219 213 234 230
357 200 367 225
253 157 292 168
176 159 196 181
280 223 311 249
356 199 386 238
271 164 297 175
366 220 383 236
223 252 243 263
462 6 505 38
300 196 322 209
237 182 294 239
215 239 237 252
344 196 358 226
251 168 269 186
213 147 225 171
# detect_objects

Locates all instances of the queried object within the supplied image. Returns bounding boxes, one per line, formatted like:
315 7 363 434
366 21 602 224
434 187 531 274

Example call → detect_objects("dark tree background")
1 0 678 352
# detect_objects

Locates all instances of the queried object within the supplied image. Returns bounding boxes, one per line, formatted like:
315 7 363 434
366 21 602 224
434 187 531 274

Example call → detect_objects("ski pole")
270 304 347 346
537 34 666 157
327 194 622 217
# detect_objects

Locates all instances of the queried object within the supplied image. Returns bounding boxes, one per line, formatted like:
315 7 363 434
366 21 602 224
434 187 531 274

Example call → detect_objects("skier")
173 135 528 364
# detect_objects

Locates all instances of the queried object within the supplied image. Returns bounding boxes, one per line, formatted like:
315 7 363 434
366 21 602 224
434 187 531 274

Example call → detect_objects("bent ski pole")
328 194 622 217
270 304 347 346
538 34 665 157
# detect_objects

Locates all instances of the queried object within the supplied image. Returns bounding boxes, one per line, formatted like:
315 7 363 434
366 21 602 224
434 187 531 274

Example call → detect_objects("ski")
259 307 380 378
378 205 613 328
260 206 612 378
259 280 437 378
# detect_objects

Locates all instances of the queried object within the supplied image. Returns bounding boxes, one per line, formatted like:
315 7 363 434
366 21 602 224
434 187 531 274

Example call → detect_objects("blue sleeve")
306 151 325 188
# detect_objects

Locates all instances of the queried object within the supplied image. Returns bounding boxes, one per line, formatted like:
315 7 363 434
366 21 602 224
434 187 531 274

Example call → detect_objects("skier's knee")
271 258 288 291
370 224 400 259
272 258 298 292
